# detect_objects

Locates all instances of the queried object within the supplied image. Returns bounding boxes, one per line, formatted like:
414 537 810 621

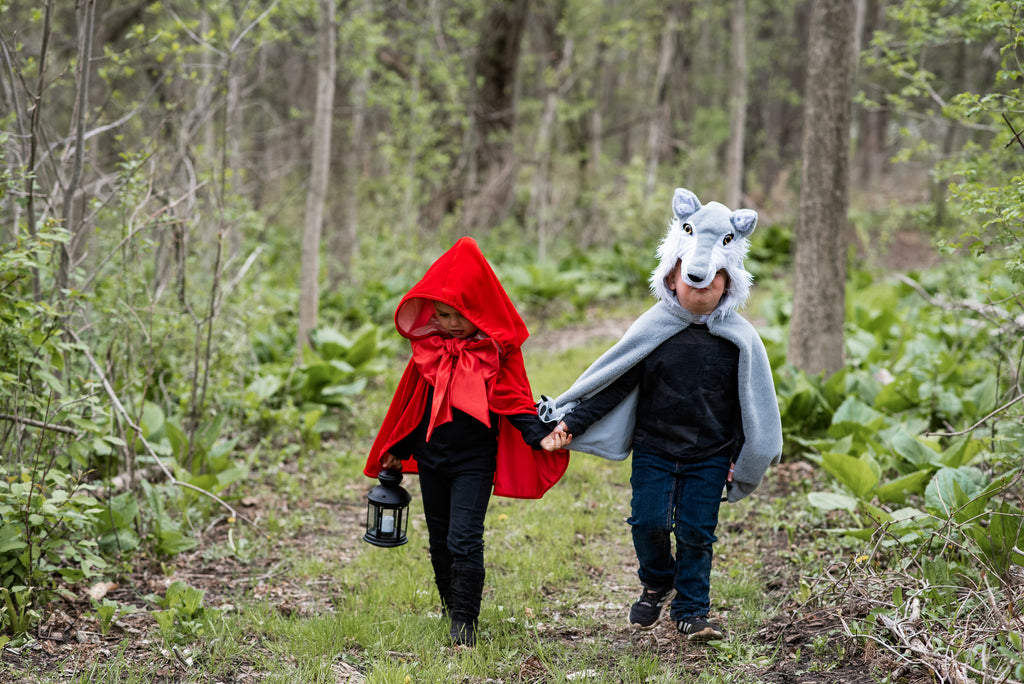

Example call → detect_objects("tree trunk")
462 0 529 232
297 0 336 360
644 13 676 199
16 0 54 299
58 0 96 297
855 0 887 190
528 1 573 264
332 64 369 285
725 0 748 209
788 0 856 376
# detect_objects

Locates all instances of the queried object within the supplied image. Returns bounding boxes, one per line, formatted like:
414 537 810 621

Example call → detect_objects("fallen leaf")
87 581 118 601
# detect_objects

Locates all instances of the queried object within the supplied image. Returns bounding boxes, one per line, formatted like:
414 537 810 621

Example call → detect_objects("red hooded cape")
364 237 569 499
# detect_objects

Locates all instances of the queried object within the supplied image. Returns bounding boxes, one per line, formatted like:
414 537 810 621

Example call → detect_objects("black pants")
417 454 495 573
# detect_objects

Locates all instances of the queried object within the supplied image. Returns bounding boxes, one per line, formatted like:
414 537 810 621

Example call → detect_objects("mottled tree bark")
297 0 336 359
725 0 748 209
788 0 857 376
462 0 529 232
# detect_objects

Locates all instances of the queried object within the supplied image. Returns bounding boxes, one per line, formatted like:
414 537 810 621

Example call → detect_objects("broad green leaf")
861 500 892 523
209 438 238 460
924 467 987 517
883 427 940 466
962 376 997 420
821 452 879 499
966 504 1024 574
939 434 981 468
302 408 324 431
140 402 165 439
832 397 886 427
164 419 187 463
198 412 225 450
345 324 379 367
311 328 352 360
0 527 26 554
244 375 283 403
873 370 919 413
807 491 859 513
321 377 368 400
876 470 933 504
831 527 875 540
155 529 198 556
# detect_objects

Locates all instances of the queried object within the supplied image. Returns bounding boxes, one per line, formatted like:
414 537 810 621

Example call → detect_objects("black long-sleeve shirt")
389 386 552 469
562 323 744 462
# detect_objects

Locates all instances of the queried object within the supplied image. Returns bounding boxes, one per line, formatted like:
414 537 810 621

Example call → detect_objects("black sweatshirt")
562 323 744 462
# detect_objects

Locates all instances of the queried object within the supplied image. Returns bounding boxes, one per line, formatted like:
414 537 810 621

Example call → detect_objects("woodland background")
1 0 1023 682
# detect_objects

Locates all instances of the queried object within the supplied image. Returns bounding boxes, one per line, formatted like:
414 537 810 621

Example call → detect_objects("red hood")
395 237 528 355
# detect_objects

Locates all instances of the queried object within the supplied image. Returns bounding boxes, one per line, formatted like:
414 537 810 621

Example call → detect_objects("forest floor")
2 457 896 684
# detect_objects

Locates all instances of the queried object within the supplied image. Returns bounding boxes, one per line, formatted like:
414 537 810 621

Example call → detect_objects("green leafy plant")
90 598 135 637
0 471 108 621
148 580 213 644
295 324 391 407
0 586 35 637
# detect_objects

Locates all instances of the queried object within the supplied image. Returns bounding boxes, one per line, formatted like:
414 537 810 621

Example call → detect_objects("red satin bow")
412 335 500 439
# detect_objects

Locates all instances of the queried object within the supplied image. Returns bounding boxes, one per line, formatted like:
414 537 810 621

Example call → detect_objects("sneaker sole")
627 616 660 629
685 627 724 641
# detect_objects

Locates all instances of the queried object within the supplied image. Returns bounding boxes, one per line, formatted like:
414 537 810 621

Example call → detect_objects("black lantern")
363 469 412 547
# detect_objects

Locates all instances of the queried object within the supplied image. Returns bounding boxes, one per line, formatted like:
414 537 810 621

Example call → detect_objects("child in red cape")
364 236 569 647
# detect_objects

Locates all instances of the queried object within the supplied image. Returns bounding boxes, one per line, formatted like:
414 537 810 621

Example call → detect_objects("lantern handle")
379 468 404 486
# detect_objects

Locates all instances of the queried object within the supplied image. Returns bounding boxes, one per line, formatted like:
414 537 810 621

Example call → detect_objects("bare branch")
924 393 1024 437
0 413 79 436
897 274 1024 334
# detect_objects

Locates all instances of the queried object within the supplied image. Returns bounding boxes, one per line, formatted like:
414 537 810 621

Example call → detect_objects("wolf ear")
672 188 702 220
730 209 757 238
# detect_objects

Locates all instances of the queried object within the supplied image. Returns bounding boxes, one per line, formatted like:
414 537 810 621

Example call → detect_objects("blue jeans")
628 448 730 621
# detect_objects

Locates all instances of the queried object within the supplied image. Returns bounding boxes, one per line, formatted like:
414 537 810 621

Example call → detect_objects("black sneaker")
676 616 724 641
628 586 673 628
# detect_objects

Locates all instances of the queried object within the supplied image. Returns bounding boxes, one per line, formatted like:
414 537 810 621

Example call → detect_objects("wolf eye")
682 223 694 235
722 233 734 245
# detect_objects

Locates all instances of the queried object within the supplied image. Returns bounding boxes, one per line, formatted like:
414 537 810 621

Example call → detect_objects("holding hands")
540 421 572 452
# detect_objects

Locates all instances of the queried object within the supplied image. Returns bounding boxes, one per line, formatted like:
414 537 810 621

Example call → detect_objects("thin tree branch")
924 393 1024 437
0 413 79 436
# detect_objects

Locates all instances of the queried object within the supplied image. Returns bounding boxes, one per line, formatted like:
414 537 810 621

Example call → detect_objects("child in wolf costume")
366 236 569 647
539 188 783 640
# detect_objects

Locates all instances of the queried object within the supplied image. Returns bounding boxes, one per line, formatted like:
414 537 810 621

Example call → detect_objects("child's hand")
540 421 572 452
380 452 401 470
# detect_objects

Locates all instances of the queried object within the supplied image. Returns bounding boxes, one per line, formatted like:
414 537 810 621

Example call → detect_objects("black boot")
429 552 452 616
448 566 485 647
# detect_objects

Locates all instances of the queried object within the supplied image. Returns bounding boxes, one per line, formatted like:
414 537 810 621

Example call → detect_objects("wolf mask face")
650 187 757 321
